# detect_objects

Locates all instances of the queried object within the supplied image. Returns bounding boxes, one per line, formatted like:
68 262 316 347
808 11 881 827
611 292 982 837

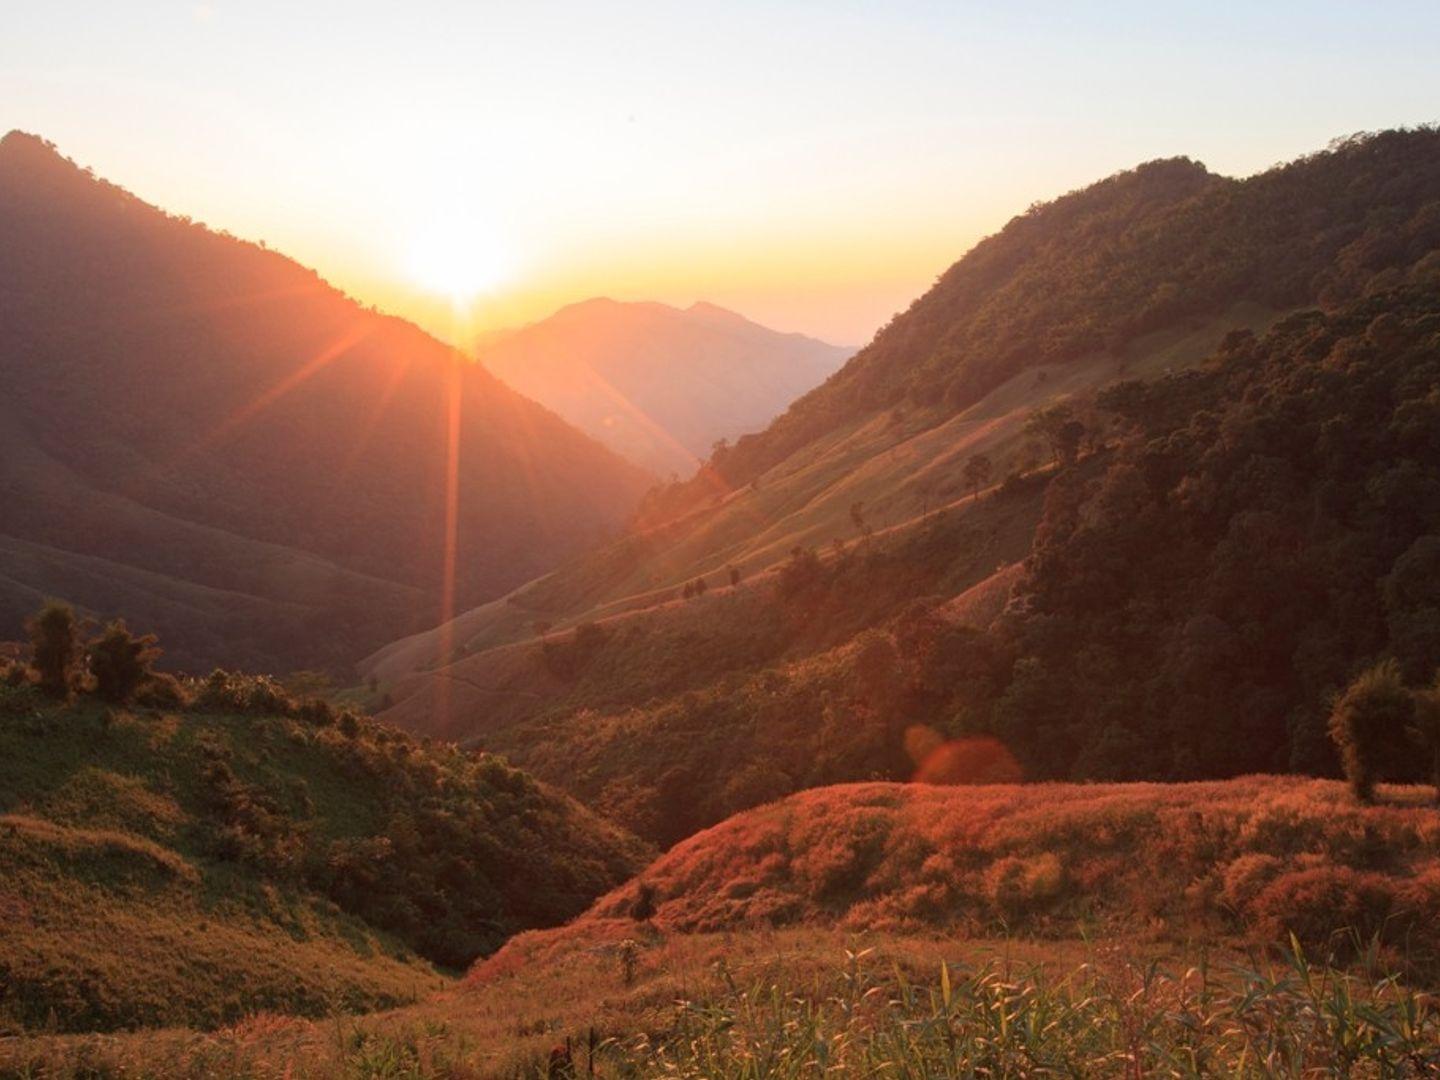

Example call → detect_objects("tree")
26 600 83 698
1024 403 1085 465
850 501 873 543
962 453 993 501
1057 419 1085 466
1382 536 1440 681
693 577 708 596
728 565 741 588
1328 660 1414 803
1096 379 1155 431
1409 675 1440 804
630 881 657 922
88 620 162 704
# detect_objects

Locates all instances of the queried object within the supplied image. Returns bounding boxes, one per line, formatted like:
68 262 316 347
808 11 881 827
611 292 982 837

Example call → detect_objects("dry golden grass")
8 927 1438 1078
507 777 1440 964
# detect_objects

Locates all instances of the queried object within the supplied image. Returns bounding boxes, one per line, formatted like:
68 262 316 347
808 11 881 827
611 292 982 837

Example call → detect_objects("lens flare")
909 729 1023 785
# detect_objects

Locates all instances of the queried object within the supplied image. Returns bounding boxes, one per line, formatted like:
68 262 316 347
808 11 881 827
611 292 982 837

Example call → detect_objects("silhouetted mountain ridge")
0 131 653 673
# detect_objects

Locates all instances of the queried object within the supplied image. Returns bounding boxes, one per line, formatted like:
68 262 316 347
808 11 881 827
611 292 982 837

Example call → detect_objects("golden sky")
6 2 1439 347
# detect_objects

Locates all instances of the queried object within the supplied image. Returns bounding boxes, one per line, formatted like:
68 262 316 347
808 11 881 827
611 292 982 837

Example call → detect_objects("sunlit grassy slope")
0 811 438 1034
353 455 1059 846
364 304 1277 698
0 685 646 1034
12 777 1440 1077
489 777 1440 968
359 317 1306 846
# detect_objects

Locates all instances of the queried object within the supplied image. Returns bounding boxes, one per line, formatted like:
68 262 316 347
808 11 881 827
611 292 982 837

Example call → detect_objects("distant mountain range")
0 131 652 673
479 298 850 475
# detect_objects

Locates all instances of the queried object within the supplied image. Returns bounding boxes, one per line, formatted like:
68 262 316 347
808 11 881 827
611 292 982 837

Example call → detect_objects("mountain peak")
0 130 69 173
481 296 851 474
0 129 52 153
687 300 741 318
685 300 755 329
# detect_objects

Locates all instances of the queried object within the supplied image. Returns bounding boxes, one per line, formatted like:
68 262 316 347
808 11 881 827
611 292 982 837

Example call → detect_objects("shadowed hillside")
0 131 652 674
481 298 849 475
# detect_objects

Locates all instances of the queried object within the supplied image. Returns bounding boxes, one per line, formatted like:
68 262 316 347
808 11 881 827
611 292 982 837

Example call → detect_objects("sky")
4 1 1439 347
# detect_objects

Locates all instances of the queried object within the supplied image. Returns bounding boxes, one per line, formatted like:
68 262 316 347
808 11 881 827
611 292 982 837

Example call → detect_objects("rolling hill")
479 297 850 475
558 777 1440 949
12 773 1440 1073
0 671 647 1034
0 131 653 675
363 128 1440 845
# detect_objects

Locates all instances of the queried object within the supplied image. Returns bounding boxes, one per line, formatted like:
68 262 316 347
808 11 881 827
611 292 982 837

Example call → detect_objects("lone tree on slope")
1328 659 1414 803
962 453 993 501
25 600 83 699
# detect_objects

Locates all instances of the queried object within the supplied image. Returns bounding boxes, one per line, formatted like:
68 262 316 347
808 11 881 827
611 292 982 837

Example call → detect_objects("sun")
402 215 510 304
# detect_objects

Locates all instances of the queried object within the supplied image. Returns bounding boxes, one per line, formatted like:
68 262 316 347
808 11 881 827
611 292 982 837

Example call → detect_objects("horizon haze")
5 2 1439 346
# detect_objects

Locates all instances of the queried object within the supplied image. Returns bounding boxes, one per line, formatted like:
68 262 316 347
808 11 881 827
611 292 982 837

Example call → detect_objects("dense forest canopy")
990 284 1440 780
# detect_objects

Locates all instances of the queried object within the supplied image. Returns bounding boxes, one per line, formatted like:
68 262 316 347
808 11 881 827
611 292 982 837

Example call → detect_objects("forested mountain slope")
700 128 1440 493
365 130 1440 847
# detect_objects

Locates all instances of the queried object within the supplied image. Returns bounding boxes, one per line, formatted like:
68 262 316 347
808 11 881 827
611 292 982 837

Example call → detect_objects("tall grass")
6 933 1437 1078
627 942 1440 1078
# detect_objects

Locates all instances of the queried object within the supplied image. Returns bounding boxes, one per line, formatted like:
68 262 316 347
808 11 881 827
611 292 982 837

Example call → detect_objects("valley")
3 117 1440 1079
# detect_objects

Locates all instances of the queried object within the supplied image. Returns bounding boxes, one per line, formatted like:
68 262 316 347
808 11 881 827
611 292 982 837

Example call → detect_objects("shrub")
985 853 1066 919
631 882 657 922
1247 866 1401 951
25 600 83 698
134 672 187 709
87 620 162 704
1328 660 1414 802
193 669 296 715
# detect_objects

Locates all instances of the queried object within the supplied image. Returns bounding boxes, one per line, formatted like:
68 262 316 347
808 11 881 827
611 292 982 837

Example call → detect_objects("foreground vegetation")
0 624 646 1032
493 778 1440 978
5 930 1438 1077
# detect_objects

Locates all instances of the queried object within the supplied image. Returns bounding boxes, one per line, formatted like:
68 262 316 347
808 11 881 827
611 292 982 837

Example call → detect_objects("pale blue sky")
4 2 1438 343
